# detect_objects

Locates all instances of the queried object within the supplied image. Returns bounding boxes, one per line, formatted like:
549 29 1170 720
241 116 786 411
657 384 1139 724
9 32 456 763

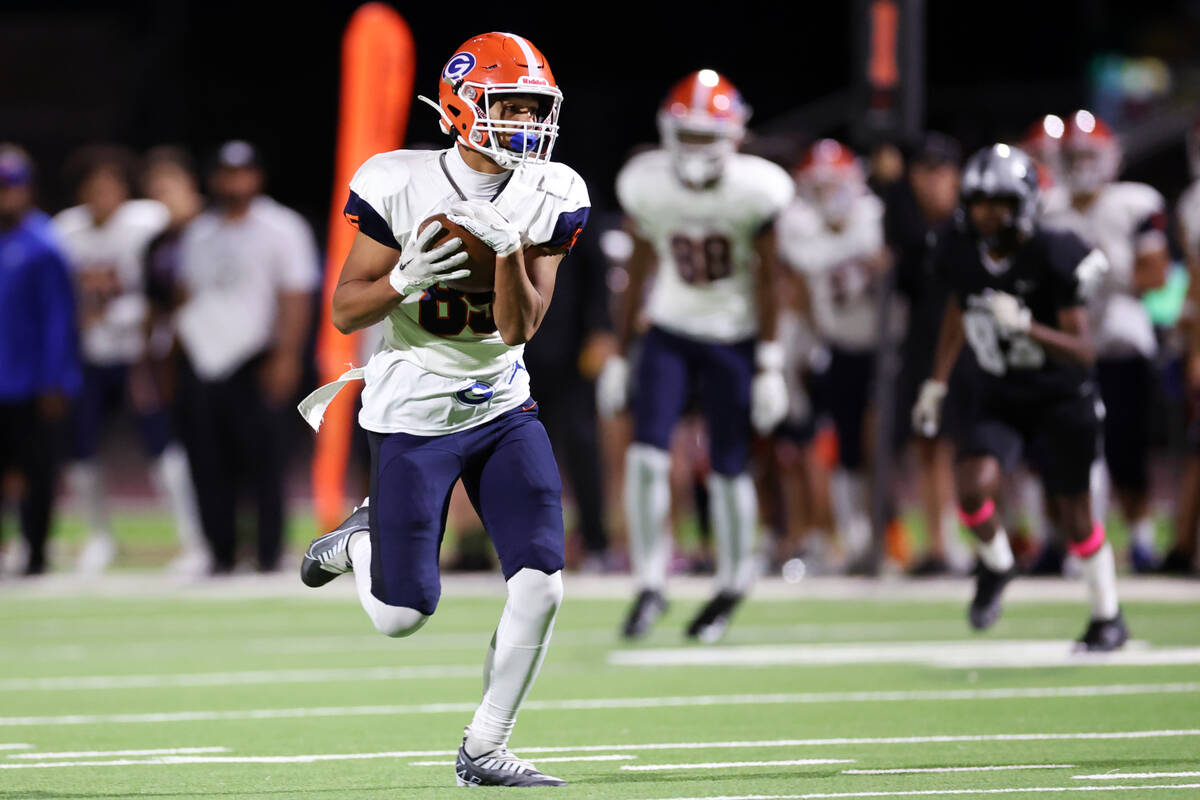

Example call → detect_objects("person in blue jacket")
0 144 81 575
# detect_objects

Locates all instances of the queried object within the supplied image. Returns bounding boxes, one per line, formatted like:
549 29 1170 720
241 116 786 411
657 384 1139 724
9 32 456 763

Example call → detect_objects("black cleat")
621 588 667 639
455 739 566 787
968 561 1015 631
685 590 743 643
1158 547 1197 576
300 505 369 588
1074 611 1129 652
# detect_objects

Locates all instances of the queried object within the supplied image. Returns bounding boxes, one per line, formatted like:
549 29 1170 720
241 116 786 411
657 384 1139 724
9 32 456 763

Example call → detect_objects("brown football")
418 213 496 293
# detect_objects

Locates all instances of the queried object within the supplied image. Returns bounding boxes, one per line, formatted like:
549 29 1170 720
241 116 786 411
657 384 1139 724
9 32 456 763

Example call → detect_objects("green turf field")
1 574 1198 800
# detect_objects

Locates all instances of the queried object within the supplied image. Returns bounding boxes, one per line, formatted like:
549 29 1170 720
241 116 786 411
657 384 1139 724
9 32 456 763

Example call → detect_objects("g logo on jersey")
455 381 495 406
443 52 476 83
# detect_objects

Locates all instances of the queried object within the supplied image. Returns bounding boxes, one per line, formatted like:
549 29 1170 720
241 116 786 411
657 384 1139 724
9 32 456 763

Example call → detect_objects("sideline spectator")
0 144 81 575
53 144 201 574
175 141 318 573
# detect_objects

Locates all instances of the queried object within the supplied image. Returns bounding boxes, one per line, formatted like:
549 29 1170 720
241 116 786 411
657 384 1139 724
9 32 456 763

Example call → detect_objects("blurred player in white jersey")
777 139 895 569
52 145 203 574
296 33 588 787
597 70 793 642
1041 111 1171 571
1165 118 1200 574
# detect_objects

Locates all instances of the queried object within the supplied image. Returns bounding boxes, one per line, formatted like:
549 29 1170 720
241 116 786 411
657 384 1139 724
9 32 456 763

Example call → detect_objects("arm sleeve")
344 155 404 250
36 248 82 395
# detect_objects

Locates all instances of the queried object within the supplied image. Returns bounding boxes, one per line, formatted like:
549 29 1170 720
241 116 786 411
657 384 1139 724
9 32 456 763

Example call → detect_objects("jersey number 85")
963 309 1045 375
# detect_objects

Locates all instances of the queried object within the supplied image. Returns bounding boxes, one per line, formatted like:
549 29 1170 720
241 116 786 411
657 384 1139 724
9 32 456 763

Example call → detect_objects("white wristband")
756 341 785 372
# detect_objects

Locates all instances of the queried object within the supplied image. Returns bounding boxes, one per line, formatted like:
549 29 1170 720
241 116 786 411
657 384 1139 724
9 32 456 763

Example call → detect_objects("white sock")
1129 517 1154 551
151 445 206 555
941 507 972 571
1081 541 1120 620
465 568 562 756
624 444 672 591
350 532 427 637
831 470 870 559
708 472 758 593
68 461 111 539
1014 472 1047 538
977 527 1015 573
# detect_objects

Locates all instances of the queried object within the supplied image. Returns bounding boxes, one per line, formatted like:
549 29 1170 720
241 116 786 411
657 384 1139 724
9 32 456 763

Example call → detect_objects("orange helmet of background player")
657 69 750 186
795 139 865 226
418 32 562 169
1061 109 1120 195
1020 114 1065 185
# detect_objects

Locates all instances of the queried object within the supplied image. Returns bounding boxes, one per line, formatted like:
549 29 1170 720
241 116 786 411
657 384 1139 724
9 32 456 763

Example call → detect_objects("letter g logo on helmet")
443 52 476 83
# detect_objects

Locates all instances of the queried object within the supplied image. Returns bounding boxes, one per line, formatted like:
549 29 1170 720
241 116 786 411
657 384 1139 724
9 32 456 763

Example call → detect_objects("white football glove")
596 356 629 418
984 290 1032 337
389 221 470 297
750 341 789 435
912 379 948 438
447 200 522 257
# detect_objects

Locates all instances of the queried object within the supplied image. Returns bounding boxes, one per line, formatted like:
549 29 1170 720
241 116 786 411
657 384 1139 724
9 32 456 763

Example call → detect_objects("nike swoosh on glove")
447 200 522 257
389 220 470 296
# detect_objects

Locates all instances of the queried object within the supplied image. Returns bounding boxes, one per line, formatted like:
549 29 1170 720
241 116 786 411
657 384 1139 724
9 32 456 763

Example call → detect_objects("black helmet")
957 143 1040 249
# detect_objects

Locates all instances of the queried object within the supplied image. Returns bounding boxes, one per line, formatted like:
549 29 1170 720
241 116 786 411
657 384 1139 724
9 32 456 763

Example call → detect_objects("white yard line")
0 665 480 691
8 747 230 760
609 640 1200 670
0 744 31 751
622 759 854 771
844 765 1075 775
630 786 1200 800
409 754 635 766
1 683 1195 727
1074 773 1200 780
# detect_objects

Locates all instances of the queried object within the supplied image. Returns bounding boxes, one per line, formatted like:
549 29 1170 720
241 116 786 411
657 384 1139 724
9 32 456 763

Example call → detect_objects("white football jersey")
345 146 590 435
52 199 168 365
1041 182 1167 357
777 193 896 351
1178 179 1200 260
616 149 793 343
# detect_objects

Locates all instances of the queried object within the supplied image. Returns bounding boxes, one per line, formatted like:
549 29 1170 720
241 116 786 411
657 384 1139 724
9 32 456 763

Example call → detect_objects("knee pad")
369 605 429 638
507 568 563 618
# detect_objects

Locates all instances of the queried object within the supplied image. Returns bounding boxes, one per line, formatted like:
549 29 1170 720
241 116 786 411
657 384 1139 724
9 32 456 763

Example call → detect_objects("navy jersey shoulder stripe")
344 190 400 250
546 206 590 252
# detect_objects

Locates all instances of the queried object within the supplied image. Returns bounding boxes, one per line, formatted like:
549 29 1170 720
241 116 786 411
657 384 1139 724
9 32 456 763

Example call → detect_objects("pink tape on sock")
1069 521 1106 558
958 498 996 528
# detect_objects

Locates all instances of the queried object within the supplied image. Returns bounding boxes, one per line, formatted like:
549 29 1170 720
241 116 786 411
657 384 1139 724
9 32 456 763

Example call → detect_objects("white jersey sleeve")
343 149 591 435
616 150 793 343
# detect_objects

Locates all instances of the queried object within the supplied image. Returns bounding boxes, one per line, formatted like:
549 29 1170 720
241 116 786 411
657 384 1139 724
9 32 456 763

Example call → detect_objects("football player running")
296 33 589 787
777 139 894 569
1041 111 1171 572
913 144 1128 651
597 70 793 642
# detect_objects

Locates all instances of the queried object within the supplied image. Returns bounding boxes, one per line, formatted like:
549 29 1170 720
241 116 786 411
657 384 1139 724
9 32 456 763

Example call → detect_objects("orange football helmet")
418 32 562 168
795 139 864 225
1020 114 1064 184
657 69 750 186
1061 109 1120 195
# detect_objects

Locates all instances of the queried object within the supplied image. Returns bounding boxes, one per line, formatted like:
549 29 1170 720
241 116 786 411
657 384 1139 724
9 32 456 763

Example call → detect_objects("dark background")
3 0 1200 233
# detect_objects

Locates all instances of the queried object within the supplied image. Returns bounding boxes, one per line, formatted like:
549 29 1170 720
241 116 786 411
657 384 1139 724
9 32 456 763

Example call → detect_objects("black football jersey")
935 226 1102 404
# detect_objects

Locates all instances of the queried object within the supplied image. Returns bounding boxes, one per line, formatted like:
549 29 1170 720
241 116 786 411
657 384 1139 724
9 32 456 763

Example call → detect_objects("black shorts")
1095 355 1152 491
957 385 1102 497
